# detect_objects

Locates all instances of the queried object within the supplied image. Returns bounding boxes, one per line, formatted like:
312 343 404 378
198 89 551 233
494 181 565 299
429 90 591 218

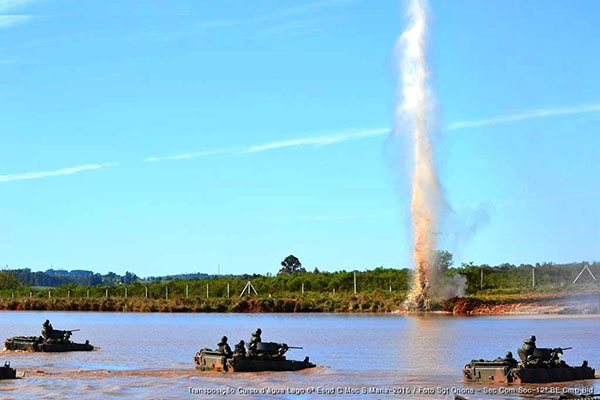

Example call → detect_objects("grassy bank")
1 291 598 314
0 292 408 313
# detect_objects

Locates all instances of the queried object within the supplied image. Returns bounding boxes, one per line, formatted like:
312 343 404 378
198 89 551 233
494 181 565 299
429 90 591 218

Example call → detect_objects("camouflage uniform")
42 320 71 343
217 336 232 357
503 352 518 366
41 320 53 340
248 329 262 355
234 341 246 357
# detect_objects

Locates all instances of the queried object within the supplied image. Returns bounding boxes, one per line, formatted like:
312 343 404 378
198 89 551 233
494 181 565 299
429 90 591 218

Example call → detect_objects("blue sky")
1 0 598 276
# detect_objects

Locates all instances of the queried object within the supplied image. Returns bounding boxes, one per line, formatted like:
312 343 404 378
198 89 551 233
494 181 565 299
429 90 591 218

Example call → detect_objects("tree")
435 250 453 272
278 255 306 275
0 270 20 289
123 271 139 285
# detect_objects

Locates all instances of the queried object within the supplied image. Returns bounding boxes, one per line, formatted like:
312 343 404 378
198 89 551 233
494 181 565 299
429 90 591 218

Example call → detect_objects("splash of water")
394 0 442 310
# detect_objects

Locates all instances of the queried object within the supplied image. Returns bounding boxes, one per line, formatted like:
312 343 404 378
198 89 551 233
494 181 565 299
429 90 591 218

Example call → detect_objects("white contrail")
0 14 34 29
0 162 118 183
143 101 600 163
144 128 389 162
447 103 600 130
242 128 387 153
0 0 37 12
143 149 235 162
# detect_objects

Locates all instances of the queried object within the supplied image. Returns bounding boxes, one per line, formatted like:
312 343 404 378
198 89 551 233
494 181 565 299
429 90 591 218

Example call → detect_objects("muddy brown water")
0 311 598 399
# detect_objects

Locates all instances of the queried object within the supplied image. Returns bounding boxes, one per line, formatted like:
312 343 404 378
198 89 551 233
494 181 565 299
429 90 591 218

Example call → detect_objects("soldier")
248 328 262 355
503 351 518 366
217 336 232 356
42 320 71 343
234 340 246 357
518 335 537 361
41 320 53 340
525 335 537 349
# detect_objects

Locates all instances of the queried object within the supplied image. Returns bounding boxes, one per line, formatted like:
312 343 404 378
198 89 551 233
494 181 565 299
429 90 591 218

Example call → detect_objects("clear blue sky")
1 0 598 276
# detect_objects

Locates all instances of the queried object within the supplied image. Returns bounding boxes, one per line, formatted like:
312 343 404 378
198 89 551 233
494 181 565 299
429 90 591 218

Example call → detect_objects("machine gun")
255 342 303 358
555 347 572 353
530 347 573 362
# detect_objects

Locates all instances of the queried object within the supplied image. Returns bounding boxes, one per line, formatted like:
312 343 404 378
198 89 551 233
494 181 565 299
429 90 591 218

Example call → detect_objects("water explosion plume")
394 0 442 310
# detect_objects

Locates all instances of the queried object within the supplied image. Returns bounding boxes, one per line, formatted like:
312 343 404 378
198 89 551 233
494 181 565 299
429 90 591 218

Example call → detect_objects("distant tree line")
0 268 140 288
0 253 597 297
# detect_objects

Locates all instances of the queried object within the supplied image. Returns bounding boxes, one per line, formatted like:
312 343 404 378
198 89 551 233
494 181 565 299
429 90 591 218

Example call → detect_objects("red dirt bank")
450 292 600 315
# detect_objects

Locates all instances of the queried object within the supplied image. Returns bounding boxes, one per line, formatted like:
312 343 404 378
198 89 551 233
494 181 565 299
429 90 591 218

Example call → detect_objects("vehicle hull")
463 361 596 384
4 336 94 352
0 365 17 380
195 350 315 372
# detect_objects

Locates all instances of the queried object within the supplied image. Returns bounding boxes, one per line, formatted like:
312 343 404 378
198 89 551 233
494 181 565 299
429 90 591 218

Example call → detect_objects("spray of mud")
394 0 443 310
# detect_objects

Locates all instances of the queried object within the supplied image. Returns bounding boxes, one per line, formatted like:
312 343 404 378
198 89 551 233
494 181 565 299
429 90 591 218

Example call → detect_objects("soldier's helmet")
44 320 50 325
221 336 228 342
238 340 245 344
530 335 536 342
256 328 262 335
506 351 513 358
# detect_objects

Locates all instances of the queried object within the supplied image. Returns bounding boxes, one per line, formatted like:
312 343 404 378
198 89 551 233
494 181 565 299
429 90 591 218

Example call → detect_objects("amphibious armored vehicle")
0 362 17 380
463 336 595 384
4 336 93 352
195 340 315 372
4 320 93 352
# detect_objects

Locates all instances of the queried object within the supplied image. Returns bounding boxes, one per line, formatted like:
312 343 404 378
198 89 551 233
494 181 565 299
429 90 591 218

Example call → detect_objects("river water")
0 311 598 399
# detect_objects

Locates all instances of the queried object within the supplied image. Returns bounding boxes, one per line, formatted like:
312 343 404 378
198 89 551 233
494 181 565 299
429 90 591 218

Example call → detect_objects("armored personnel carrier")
463 336 596 384
0 362 17 379
4 320 93 352
195 333 315 372
4 336 93 352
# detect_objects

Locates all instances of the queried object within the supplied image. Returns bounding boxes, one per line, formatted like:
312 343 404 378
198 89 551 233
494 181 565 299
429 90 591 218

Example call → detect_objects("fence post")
11 291 14 299
389 279 392 292
29 291 32 299
301 282 304 295
206 283 209 298
125 287 128 298
165 286 169 300
227 282 230 298
48 290 51 299
86 289 89 299
105 288 108 298
532 267 536 287
145 285 148 299
185 284 189 298
480 268 484 289
68 289 71 298
353 272 357 294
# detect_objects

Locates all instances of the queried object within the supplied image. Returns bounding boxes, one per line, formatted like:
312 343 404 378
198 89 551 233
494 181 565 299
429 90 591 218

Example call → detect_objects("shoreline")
0 291 597 315
451 292 600 315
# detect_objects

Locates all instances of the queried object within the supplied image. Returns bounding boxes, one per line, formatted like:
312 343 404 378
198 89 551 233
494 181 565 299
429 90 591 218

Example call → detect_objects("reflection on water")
0 311 598 399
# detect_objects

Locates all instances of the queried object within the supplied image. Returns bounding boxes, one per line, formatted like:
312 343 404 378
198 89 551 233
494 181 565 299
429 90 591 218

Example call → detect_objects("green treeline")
0 268 411 299
459 261 599 294
1 260 598 300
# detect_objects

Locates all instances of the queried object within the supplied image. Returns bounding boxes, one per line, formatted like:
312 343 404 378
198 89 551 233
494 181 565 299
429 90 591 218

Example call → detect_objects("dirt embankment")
1 292 598 315
449 292 600 315
0 293 404 313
